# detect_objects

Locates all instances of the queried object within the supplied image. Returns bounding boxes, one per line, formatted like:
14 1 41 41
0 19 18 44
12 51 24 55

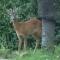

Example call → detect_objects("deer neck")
13 21 19 29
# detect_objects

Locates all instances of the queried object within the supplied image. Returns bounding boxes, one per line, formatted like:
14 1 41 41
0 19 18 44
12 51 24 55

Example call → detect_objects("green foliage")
0 0 60 52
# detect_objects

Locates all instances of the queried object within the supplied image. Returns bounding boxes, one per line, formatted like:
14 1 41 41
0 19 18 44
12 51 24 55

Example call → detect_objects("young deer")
8 9 42 53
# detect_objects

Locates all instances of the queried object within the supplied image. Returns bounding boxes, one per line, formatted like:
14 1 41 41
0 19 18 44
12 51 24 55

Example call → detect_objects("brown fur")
12 18 42 52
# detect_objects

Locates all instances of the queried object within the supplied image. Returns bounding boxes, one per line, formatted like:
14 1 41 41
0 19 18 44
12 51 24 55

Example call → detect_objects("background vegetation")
0 0 60 59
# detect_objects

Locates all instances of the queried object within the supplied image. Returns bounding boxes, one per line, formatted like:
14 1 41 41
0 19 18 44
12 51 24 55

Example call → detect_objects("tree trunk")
37 0 56 50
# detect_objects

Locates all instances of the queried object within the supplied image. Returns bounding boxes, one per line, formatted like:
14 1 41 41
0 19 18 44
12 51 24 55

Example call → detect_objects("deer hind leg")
33 32 40 53
18 39 22 52
33 39 40 53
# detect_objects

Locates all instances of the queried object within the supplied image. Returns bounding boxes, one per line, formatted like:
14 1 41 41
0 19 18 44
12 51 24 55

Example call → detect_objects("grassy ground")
0 45 60 60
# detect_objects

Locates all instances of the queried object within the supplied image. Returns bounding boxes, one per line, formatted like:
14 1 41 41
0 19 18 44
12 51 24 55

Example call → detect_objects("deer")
7 9 42 53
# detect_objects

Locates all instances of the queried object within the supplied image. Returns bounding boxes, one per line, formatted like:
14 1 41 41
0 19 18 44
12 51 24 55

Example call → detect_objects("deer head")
7 8 18 23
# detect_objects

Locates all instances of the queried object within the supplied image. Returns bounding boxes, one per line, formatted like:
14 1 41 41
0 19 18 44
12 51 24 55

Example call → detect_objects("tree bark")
37 0 56 50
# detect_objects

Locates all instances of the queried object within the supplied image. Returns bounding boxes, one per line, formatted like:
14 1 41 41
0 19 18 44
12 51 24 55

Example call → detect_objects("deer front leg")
17 34 23 52
24 39 27 51
18 39 22 52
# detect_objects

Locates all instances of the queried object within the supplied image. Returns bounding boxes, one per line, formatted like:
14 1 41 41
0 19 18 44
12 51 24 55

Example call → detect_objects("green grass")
0 45 60 60
12 45 60 60
15 50 60 60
